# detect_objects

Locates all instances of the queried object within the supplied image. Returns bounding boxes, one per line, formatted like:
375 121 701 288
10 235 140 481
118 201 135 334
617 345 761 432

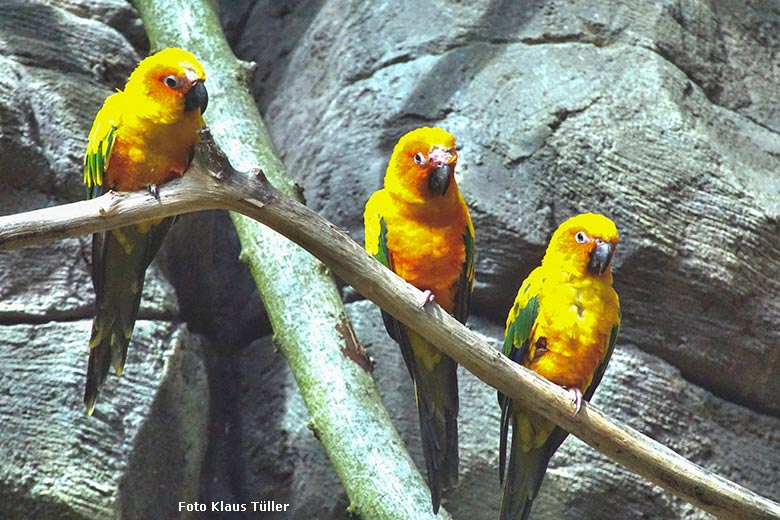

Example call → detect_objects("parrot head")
544 213 619 277
385 127 459 202
124 47 208 122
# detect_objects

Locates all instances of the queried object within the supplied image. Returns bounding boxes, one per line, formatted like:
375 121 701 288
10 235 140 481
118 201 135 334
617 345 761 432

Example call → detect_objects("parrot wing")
83 94 121 200
84 95 120 298
365 208 416 377
497 275 541 520
452 215 475 325
498 273 541 482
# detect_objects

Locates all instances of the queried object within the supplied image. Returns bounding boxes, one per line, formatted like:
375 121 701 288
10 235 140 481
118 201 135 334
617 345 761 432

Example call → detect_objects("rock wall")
0 0 778 519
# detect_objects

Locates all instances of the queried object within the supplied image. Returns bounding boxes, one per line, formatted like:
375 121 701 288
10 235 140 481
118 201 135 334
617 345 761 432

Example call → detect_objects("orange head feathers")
83 47 208 194
543 213 619 278
124 47 208 123
384 127 459 204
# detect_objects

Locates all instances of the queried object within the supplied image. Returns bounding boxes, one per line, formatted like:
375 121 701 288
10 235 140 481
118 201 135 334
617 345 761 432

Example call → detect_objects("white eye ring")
575 231 589 244
413 152 427 166
163 75 180 88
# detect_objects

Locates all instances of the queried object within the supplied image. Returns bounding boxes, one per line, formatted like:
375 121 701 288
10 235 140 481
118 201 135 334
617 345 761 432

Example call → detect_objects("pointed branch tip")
195 127 248 181
238 59 257 83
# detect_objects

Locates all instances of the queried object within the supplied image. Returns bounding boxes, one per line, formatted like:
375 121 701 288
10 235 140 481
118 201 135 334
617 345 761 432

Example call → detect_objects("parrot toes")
418 289 436 309
147 183 160 200
567 386 583 416
99 193 116 215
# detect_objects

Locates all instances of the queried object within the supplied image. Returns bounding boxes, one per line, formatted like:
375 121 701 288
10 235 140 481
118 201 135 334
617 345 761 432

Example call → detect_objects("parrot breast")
106 109 203 191
525 275 618 390
385 218 466 314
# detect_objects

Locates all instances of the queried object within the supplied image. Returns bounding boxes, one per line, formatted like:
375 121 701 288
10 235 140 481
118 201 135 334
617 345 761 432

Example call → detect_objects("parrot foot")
418 289 435 309
99 192 117 215
147 183 160 200
566 386 583 416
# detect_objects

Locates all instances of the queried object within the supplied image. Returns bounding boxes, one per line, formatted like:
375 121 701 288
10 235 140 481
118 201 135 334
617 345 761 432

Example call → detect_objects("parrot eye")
163 75 180 88
575 231 589 244
413 152 428 166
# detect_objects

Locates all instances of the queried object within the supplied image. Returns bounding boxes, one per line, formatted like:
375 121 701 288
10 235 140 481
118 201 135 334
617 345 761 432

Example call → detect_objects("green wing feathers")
373 217 392 268
370 217 413 374
502 292 539 359
83 120 117 200
453 224 475 324
499 293 540 482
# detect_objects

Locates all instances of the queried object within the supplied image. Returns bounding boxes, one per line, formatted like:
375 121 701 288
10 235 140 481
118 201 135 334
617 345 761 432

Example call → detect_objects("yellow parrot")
499 213 621 519
82 47 208 415
364 127 475 512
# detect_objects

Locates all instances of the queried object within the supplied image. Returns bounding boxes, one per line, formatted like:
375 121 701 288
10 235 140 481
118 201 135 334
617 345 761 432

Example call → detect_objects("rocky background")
1 0 779 519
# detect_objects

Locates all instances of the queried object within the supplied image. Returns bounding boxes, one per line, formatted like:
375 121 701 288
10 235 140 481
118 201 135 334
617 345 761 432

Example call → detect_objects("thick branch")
1 141 779 519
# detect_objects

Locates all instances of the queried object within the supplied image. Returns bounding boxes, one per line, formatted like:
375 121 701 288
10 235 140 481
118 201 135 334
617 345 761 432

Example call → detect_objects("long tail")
500 417 535 520
84 218 172 415
500 412 568 520
381 313 460 512
411 343 459 513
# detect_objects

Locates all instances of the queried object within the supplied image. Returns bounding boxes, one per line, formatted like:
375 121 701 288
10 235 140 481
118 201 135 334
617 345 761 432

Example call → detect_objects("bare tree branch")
1 135 779 520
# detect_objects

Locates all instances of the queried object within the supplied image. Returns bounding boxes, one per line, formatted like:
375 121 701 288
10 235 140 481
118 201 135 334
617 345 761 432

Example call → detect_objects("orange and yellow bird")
498 213 620 520
364 127 475 512
82 48 208 415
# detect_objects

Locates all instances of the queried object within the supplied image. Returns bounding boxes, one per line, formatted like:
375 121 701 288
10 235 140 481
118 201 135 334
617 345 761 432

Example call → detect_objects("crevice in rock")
740 112 780 137
519 32 610 48
345 52 418 84
669 359 780 421
643 40 780 136
548 96 602 133
345 34 608 88
506 96 602 169
0 310 180 326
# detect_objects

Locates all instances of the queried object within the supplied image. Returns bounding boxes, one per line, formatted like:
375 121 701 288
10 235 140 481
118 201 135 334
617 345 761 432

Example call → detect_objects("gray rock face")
226 0 780 517
2 0 780 519
233 0 780 417
0 321 209 520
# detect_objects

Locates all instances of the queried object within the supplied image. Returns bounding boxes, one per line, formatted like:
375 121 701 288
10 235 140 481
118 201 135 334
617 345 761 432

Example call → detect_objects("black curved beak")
428 163 453 196
588 241 614 275
185 80 208 114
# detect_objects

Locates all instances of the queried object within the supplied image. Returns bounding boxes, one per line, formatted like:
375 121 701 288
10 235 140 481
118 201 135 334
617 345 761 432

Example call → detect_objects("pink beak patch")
428 146 455 166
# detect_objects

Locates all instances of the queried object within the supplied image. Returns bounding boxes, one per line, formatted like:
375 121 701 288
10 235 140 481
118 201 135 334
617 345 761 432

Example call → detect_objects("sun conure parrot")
364 127 475 513
498 212 620 520
81 47 208 415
